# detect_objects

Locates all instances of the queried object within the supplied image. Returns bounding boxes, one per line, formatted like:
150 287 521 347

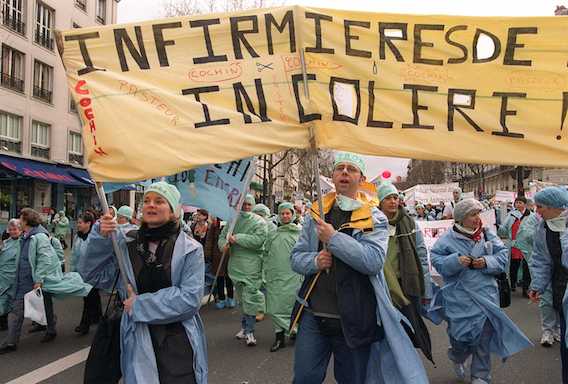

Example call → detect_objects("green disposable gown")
53 215 70 238
219 212 267 316
264 223 302 333
0 238 19 315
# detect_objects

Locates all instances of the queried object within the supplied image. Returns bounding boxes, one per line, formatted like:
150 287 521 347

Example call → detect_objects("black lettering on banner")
447 89 483 132
240 161 251 182
379 22 407 62
472 28 502 63
291 73 322 123
402 84 438 129
504 27 538 66
445 25 468 64
560 92 568 140
366 80 393 128
114 26 150 72
230 15 260 59
329 77 361 125
190 19 229 64
233 79 272 123
305 12 335 54
265 11 296 55
492 92 526 138
413 24 445 65
226 160 244 177
64 32 105 75
344 20 372 58
181 86 230 128
153 22 182 67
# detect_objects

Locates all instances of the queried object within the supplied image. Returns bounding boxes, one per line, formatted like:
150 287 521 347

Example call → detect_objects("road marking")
5 347 90 384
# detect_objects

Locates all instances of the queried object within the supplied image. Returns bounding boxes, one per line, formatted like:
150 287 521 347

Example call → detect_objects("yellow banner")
58 6 568 181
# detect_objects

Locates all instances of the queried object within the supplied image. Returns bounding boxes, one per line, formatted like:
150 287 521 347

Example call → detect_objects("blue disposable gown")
80 224 208 384
0 238 19 315
291 207 429 384
430 228 532 358
529 216 568 347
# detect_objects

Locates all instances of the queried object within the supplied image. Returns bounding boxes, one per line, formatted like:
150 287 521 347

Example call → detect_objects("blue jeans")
293 311 370 384
241 315 255 334
448 321 493 382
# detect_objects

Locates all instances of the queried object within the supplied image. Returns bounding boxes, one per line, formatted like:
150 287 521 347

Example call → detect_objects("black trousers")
80 289 102 327
216 276 234 300
510 259 522 289
43 292 57 335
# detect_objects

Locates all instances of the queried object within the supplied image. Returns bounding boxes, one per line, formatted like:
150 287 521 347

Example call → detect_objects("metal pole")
95 182 133 293
206 159 257 304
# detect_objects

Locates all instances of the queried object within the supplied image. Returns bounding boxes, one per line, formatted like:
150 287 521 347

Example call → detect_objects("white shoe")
554 330 562 343
471 378 489 384
235 329 246 340
452 362 465 381
541 330 554 347
245 333 257 346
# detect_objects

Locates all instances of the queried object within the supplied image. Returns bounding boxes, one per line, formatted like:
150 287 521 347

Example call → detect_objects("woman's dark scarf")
136 220 180 265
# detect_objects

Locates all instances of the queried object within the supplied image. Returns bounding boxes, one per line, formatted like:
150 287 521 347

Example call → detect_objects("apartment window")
75 0 86 12
96 0 106 24
1 44 24 93
31 120 50 159
33 59 53 103
34 1 54 50
69 131 83 165
1 0 25 35
0 111 22 154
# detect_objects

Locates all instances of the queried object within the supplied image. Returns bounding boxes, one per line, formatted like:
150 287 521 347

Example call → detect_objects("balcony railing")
1 12 25 35
75 0 87 11
0 72 24 93
31 145 49 159
69 153 84 165
0 139 21 154
34 30 54 50
33 85 52 103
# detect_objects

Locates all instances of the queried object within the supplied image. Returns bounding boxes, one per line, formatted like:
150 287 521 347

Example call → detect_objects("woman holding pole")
81 181 207 384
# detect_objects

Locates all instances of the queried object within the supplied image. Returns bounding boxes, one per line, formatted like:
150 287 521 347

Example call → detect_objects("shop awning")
0 154 91 186
67 167 95 186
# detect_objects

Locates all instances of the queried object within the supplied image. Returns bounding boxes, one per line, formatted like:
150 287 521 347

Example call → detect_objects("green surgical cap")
144 181 181 212
278 202 295 216
378 182 399 202
253 203 270 218
334 152 366 174
244 194 256 205
117 206 134 219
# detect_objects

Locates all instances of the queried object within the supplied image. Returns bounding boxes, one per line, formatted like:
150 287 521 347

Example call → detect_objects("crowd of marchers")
0 152 567 384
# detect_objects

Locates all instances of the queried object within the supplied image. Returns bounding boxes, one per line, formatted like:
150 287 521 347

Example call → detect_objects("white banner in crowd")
404 183 459 206
494 190 517 203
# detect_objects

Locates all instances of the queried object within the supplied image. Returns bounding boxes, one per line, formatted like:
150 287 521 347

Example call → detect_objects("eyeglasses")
333 164 360 174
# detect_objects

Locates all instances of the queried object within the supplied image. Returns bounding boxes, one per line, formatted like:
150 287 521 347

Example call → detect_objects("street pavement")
0 289 562 384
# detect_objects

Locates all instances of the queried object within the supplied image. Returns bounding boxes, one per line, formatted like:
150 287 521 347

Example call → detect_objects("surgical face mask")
336 194 363 211
546 215 567 232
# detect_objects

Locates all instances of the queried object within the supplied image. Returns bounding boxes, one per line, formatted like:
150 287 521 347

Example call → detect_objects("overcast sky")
116 0 563 180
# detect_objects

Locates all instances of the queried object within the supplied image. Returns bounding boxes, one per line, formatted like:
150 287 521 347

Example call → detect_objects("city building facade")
0 0 118 225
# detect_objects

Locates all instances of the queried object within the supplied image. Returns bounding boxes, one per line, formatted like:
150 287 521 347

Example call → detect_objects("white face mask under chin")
546 215 567 232
336 194 363 212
